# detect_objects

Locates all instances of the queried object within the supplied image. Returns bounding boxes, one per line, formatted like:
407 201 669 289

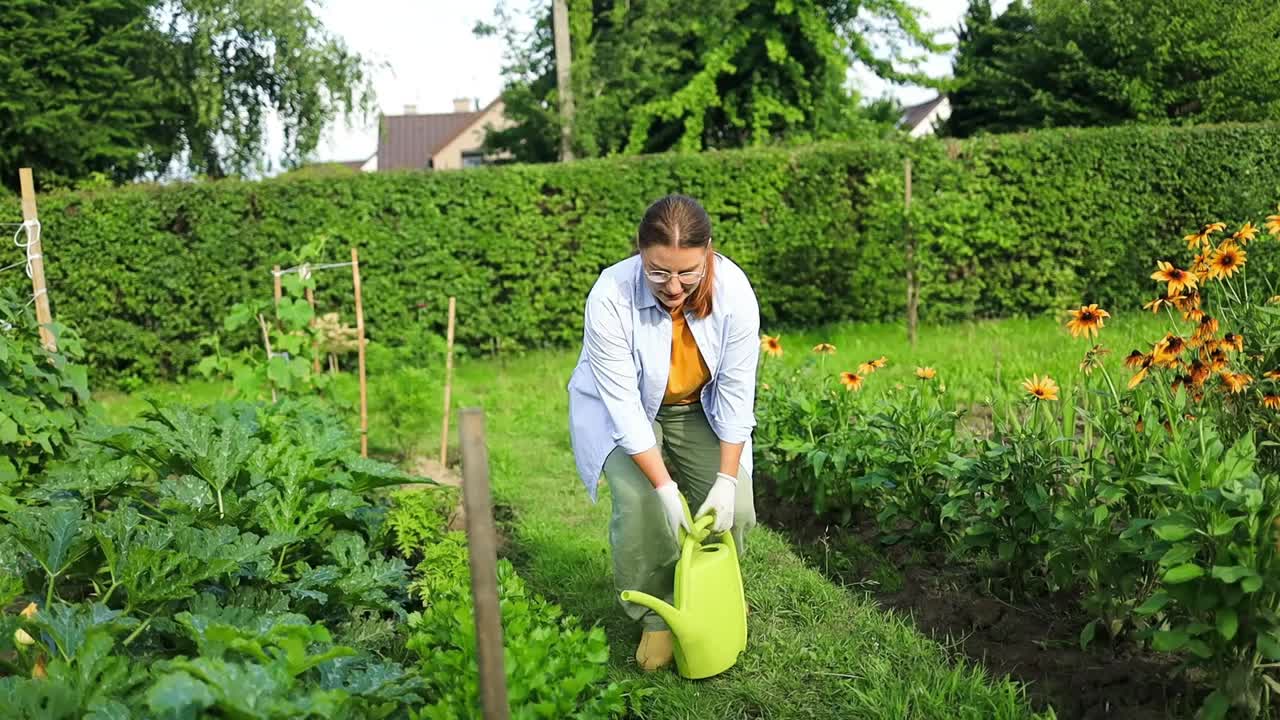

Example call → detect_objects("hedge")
2 122 1278 382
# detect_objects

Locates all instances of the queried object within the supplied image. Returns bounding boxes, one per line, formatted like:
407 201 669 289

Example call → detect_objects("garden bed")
759 490 1200 720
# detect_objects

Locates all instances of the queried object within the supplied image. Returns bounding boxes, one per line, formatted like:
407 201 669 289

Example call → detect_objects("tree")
946 0 1280 137
478 0 945 163
0 0 373 188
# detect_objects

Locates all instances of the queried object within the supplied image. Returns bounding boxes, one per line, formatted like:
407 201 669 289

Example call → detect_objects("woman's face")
641 244 709 310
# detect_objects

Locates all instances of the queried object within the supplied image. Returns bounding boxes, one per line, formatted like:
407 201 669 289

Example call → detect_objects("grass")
92 314 1159 719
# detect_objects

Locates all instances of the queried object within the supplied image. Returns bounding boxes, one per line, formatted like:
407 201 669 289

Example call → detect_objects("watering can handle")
677 494 716 544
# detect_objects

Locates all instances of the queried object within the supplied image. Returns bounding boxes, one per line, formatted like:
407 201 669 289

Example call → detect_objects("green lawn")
96 314 1166 719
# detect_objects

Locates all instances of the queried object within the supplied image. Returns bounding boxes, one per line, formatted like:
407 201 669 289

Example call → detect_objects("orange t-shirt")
663 310 711 405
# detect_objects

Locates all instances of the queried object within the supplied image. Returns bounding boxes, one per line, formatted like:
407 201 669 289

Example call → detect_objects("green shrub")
3 123 1279 382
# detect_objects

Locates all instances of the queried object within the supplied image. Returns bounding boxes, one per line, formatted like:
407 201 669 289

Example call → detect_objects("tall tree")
0 0 373 188
946 0 1280 137
478 0 943 163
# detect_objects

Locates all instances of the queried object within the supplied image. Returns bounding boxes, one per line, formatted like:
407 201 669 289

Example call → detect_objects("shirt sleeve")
713 281 760 444
583 286 658 456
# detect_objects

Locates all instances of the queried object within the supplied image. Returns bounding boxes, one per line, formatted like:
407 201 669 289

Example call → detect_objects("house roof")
376 99 501 171
899 95 948 131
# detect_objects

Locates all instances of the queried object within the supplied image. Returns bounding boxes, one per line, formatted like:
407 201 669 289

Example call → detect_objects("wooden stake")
18 169 55 352
904 158 919 348
272 265 283 313
440 296 457 465
459 408 510 720
552 0 574 162
303 264 320 374
351 248 369 457
256 313 278 404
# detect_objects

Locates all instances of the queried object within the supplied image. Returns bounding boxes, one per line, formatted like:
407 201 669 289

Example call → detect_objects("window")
461 150 485 168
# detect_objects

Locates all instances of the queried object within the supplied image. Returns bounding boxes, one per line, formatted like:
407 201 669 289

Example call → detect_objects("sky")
297 0 1010 166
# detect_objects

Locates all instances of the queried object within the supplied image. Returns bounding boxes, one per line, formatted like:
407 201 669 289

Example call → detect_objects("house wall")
430 102 515 170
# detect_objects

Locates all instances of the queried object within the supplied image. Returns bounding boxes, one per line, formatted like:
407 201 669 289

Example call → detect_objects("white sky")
294 0 1010 166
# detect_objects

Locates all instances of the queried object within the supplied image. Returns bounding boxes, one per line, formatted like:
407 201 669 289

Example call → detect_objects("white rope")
272 261 355 277
11 220 41 279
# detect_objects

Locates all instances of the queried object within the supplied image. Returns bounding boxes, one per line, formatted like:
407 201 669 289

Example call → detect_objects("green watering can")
620 497 748 679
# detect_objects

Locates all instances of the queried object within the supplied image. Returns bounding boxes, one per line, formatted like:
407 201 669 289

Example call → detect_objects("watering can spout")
619 590 691 637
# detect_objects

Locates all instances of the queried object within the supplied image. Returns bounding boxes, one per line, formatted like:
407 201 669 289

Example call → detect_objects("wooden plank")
440 296 457 465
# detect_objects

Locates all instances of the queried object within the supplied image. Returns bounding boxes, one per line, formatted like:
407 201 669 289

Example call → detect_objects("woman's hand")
655 481 691 538
696 472 737 533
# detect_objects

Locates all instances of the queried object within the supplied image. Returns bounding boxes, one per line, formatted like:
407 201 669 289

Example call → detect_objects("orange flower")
1151 262 1197 297
1022 374 1059 401
839 372 864 392
915 367 937 380
1144 295 1179 314
1190 315 1219 348
1188 360 1212 388
1263 396 1280 410
1184 223 1223 249
1153 334 1186 367
1233 221 1259 244
1223 333 1245 353
1222 373 1253 394
1066 304 1110 338
32 656 47 680
1124 350 1149 369
812 343 836 354
761 335 783 357
1129 367 1150 389
1208 242 1246 280
1264 370 1280 381
1207 348 1230 373
870 356 888 369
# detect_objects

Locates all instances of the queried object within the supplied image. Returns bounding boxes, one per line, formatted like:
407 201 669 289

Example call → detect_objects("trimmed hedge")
3 123 1279 381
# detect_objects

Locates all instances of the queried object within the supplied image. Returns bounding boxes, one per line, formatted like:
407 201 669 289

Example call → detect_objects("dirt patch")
757 493 1199 720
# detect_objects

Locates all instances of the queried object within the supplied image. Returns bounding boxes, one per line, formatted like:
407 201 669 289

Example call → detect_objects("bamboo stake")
459 408 510 720
18 169 55 352
904 158 919 349
351 248 369 457
273 265 283 312
440 296 457 465
256 313 278 403
303 264 320 374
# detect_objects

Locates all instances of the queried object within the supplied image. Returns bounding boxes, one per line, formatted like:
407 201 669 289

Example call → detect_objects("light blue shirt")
567 253 761 502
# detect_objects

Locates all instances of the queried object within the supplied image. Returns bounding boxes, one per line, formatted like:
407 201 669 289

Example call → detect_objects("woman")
567 193 760 672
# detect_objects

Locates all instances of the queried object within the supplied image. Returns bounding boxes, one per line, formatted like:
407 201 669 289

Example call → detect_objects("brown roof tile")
377 110 485 170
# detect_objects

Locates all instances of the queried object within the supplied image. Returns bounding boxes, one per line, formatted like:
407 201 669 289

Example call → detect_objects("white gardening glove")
696 472 737 533
655 481 691 539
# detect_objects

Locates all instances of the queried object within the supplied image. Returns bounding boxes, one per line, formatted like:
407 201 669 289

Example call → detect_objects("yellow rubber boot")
635 630 674 672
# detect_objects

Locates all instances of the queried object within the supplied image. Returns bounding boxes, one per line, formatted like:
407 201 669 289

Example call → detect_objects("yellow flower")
1208 242 1246 280
1188 360 1212 388
1022 374 1059 401
812 343 836 354
1143 295 1179 314
1128 367 1150 390
915 367 937 380
20 602 37 619
1223 333 1245 353
1124 350 1149 369
1151 262 1197 297
1266 206 1280 236
1270 296 1280 306
760 335 783 357
1264 370 1280 381
1222 372 1253 394
1233 221 1259 244
1066 304 1110 339
32 656 47 680
14 628 34 646
839 372 864 392
1263 395 1280 410
858 356 888 375
1190 315 1219 348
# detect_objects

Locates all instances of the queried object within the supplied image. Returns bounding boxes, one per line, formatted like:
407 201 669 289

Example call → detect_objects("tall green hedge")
3 123 1278 382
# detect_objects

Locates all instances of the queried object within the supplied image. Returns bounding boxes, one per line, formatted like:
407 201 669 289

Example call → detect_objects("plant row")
0 295 628 719
756 215 1280 719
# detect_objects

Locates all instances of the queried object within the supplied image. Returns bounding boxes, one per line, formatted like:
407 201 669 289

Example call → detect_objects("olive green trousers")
604 402 756 631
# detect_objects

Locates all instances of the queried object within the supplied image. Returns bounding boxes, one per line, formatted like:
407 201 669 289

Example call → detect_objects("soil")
756 490 1201 720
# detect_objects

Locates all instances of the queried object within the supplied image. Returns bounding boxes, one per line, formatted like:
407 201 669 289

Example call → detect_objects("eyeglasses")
644 267 705 285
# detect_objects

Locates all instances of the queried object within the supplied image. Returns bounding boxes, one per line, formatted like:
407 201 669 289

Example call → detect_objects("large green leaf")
1216 608 1238 641
1151 514 1197 542
1163 564 1205 584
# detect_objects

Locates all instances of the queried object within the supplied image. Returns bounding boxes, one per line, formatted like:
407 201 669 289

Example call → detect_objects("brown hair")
635 194 715 318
